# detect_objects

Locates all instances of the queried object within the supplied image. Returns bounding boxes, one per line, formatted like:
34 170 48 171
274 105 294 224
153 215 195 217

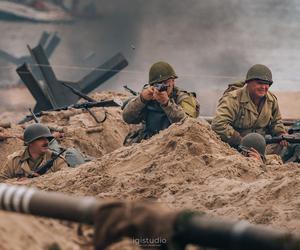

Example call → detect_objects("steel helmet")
24 124 53 145
149 61 178 85
246 64 273 85
240 133 266 157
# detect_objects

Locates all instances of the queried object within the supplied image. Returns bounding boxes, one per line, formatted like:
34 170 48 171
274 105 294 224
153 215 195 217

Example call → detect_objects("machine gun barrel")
61 82 96 102
175 213 300 250
0 184 99 225
1 184 300 250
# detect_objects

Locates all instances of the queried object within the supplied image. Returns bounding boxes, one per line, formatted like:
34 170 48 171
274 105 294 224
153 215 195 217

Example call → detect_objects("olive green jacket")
0 147 68 181
123 87 200 125
211 85 286 146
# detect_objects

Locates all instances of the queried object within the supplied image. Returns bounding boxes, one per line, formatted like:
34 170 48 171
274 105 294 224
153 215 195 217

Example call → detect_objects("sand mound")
1 89 300 249
28 118 300 234
0 91 133 161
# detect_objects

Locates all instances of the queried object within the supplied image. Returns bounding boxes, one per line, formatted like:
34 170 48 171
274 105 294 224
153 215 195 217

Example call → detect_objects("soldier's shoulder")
222 80 245 96
7 149 25 161
175 87 196 102
220 87 243 102
266 91 278 102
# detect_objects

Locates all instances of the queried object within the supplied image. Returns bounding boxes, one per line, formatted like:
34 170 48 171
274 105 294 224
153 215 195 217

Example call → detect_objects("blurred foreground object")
0 184 299 250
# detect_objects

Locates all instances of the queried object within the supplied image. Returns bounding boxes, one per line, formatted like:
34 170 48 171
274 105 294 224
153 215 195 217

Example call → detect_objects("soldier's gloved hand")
141 86 155 101
94 201 179 250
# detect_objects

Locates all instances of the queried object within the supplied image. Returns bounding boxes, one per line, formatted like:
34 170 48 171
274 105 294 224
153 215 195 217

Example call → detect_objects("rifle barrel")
61 82 96 102
123 85 138 96
265 135 300 144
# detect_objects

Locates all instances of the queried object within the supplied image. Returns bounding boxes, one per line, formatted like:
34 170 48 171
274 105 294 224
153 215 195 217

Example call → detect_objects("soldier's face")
29 137 49 155
247 80 270 98
165 78 175 96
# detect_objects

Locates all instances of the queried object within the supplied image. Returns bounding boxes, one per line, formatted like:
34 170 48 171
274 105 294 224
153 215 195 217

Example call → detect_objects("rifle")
265 134 300 144
153 82 168 92
28 149 66 177
287 120 300 134
197 117 300 127
123 85 138 96
0 184 299 250
18 99 122 124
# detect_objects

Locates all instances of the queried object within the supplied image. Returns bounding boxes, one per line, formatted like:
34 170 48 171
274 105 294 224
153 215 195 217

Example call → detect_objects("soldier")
238 133 266 163
211 64 288 153
122 61 200 144
0 124 68 181
238 133 283 164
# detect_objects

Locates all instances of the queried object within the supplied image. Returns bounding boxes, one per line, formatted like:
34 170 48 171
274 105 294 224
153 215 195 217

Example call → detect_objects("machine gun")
60 82 108 123
0 184 299 250
19 99 122 124
265 134 300 144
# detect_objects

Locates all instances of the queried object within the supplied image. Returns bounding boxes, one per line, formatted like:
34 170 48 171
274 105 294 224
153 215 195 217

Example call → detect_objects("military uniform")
123 61 199 144
0 147 68 181
212 84 285 147
123 86 199 142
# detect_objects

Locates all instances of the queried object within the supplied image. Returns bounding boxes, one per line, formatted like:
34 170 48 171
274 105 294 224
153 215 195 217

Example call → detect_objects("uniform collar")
20 147 31 162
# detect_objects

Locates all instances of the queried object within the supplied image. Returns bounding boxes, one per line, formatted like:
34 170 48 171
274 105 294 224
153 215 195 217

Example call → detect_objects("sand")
0 88 299 250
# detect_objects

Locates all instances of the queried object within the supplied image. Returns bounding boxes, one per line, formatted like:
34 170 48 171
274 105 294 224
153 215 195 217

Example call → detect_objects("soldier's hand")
279 133 289 147
140 86 155 101
52 131 64 140
94 201 178 250
279 140 289 147
153 88 169 106
248 148 263 163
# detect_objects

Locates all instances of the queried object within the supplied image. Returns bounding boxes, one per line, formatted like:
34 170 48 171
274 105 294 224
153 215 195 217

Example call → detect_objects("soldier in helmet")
122 61 200 144
211 64 287 154
0 124 68 181
238 133 266 163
